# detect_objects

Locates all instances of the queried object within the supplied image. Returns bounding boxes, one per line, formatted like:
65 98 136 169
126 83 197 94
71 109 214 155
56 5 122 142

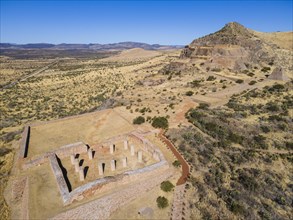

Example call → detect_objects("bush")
152 117 169 129
161 181 175 192
172 160 181 167
261 67 271 73
211 68 221 72
236 79 244 84
197 103 210 110
249 80 257 85
156 196 169 209
207 76 217 81
185 91 194 96
133 116 145 125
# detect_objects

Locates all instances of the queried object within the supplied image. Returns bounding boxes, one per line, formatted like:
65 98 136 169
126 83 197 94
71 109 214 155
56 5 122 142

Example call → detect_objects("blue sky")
0 0 292 45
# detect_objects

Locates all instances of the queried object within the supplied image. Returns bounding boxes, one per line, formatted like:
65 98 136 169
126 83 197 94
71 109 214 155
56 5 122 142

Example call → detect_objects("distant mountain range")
0 42 183 50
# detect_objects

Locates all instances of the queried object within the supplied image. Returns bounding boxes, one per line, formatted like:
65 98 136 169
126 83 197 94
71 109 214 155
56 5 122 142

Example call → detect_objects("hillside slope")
166 22 292 77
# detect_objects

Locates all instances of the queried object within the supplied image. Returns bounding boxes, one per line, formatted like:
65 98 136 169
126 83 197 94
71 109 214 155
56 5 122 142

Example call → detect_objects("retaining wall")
22 142 87 170
51 168 173 219
18 126 30 159
49 154 70 204
49 152 169 206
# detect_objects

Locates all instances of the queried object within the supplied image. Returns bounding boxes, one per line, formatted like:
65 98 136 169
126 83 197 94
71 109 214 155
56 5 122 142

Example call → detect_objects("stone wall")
49 154 70 204
21 177 29 220
18 126 30 159
130 132 165 161
11 177 29 219
51 168 173 219
22 142 87 170
49 150 169 206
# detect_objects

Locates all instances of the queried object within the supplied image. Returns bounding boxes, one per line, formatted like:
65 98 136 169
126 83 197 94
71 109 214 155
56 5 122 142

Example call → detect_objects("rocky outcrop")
268 67 289 81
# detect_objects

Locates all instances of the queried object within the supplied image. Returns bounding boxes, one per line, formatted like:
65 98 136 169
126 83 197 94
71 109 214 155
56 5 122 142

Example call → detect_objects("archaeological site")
5 109 189 219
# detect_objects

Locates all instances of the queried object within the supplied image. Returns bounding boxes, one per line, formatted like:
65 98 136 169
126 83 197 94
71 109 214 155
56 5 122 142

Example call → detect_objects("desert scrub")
172 160 181 167
133 116 145 125
185 91 194 96
151 116 169 129
236 79 244 84
248 80 257 85
156 196 169 209
206 75 217 81
160 181 174 192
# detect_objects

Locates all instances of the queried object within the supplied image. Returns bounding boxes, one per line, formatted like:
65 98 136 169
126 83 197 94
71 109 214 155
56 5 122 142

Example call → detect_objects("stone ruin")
17 126 169 209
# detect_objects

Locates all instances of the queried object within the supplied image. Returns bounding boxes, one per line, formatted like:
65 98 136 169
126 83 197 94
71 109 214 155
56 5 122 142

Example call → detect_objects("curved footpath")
158 130 190 185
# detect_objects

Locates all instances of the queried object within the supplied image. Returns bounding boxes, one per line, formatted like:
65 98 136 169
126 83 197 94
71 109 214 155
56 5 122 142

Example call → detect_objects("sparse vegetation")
160 181 174 192
185 91 194 96
236 79 244 84
156 196 169 209
133 116 145 124
172 160 181 167
151 117 169 129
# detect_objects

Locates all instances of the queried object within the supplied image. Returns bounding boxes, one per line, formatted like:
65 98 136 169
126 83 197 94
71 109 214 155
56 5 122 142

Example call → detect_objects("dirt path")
171 184 189 220
191 79 278 108
1 60 59 90
228 144 292 154
173 98 198 125
158 131 190 185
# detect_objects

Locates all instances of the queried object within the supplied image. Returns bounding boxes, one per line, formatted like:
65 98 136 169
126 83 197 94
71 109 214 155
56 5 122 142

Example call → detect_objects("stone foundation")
51 169 173 219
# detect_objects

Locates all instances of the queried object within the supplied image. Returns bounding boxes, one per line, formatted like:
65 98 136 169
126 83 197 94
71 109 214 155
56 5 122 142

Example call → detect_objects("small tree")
156 196 169 209
160 181 175 192
249 80 257 85
172 160 181 168
197 103 210 110
151 117 168 129
133 116 145 125
185 91 194 96
236 79 244 84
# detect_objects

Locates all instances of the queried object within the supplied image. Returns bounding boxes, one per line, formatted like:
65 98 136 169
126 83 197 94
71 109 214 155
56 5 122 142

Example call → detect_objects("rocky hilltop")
165 22 292 76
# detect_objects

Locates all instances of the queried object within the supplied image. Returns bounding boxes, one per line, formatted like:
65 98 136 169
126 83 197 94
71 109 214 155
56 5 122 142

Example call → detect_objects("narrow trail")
1 60 59 90
158 130 190 185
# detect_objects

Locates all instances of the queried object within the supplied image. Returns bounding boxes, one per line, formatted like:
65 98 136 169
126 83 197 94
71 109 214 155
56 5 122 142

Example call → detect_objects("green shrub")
207 76 217 81
261 67 271 73
197 103 210 110
151 117 169 129
236 79 244 84
249 80 257 85
172 160 181 167
133 116 145 125
229 201 246 215
185 91 194 96
190 80 202 87
156 196 169 209
160 181 175 192
211 68 221 72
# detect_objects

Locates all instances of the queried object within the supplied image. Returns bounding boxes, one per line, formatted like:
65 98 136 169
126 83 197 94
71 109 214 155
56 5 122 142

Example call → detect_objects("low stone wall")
22 142 87 170
54 142 88 158
11 177 29 219
49 154 70 204
130 131 165 161
18 126 30 159
21 177 29 220
51 168 173 219
66 160 169 205
49 150 169 206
